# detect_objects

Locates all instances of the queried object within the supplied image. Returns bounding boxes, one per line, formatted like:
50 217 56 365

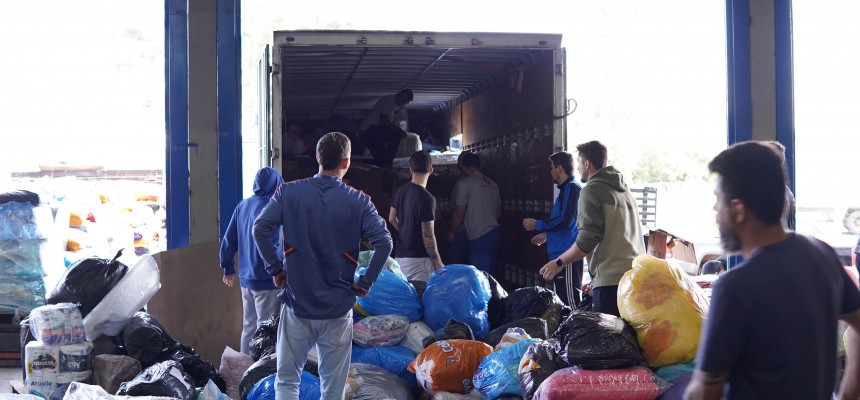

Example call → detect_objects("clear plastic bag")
344 363 414 400
353 314 409 347
27 303 86 345
83 254 161 341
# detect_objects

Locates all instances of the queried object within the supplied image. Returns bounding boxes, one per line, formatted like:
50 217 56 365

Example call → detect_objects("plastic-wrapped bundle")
344 363 415 400
502 287 570 334
553 311 641 370
422 264 492 339
46 250 129 317
0 238 48 314
534 366 668 400
618 255 710 367
473 337 539 399
354 269 422 322
351 345 417 386
249 313 279 361
27 303 85 345
353 314 409 347
82 254 161 341
519 339 564 400
408 339 493 395
116 360 195 400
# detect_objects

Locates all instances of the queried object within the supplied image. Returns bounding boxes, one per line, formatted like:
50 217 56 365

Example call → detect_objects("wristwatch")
555 258 564 267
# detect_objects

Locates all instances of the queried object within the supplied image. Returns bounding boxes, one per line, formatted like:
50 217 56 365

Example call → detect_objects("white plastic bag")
219 346 253 400
83 254 161 341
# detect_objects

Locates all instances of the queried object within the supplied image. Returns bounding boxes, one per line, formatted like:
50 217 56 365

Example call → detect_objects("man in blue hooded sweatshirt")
219 166 284 355
253 132 393 400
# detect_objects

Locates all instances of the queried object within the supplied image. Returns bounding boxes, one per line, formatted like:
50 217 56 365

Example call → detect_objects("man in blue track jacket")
253 132 393 400
523 151 583 306
219 166 284 355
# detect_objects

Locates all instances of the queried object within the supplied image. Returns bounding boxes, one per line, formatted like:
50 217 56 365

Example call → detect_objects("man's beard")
719 224 742 254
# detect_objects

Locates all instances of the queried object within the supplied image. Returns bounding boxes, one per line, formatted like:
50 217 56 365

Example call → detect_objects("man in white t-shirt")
358 89 413 167
447 151 501 275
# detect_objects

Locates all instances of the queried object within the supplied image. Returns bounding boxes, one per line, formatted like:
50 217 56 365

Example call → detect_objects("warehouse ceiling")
278 45 553 118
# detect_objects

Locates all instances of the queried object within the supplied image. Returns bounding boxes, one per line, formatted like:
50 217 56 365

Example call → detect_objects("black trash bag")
117 360 195 400
46 250 129 316
576 292 593 312
502 286 571 334
240 353 277 400
552 311 641 370
519 339 564 400
421 318 475 348
482 317 549 348
121 312 180 365
482 271 509 329
171 349 227 393
249 313 280 361
0 190 39 205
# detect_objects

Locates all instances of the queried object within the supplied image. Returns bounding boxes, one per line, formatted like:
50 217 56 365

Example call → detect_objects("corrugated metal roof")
279 44 553 118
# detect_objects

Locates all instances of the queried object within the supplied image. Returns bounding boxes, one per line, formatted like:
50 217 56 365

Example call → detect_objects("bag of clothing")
219 346 254 400
351 345 417 386
93 354 141 395
344 363 415 400
121 312 177 366
249 313 279 361
422 265 492 340
473 337 539 399
116 360 195 400
553 311 640 370
482 317 548 349
618 255 710 367
518 339 564 400
408 339 492 395
239 354 277 400
354 269 422 322
482 271 509 329
401 321 433 355
46 250 128 317
353 314 409 347
534 366 668 400
422 318 475 349
502 287 570 334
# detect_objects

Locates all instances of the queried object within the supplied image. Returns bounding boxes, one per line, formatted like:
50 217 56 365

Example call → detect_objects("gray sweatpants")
275 305 353 400
240 287 281 355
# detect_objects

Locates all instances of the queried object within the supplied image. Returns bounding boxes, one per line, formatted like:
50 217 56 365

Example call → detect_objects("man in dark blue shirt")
523 151 582 306
253 132 393 400
685 141 860 400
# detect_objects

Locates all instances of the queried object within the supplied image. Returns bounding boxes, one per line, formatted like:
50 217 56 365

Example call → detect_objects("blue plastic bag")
473 338 539 399
355 268 422 322
246 372 320 400
422 264 492 339
351 345 417 386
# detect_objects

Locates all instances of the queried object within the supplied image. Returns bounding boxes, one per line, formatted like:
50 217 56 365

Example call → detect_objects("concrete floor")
0 367 24 393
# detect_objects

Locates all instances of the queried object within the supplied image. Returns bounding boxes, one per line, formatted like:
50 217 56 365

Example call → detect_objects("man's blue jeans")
275 305 353 400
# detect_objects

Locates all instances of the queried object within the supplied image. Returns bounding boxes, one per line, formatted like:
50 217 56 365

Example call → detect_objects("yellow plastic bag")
618 254 710 367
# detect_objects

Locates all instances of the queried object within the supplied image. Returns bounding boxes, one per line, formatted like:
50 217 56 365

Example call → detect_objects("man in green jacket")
539 140 645 316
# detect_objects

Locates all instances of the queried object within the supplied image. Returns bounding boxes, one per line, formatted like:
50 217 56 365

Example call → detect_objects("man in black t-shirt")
389 151 444 281
684 141 860 400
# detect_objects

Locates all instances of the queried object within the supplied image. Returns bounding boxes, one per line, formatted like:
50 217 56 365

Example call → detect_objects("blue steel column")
217 0 242 239
774 0 795 198
726 0 753 146
726 0 753 269
165 0 190 249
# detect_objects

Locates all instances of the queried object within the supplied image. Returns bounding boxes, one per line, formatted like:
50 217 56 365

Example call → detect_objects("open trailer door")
256 44 280 172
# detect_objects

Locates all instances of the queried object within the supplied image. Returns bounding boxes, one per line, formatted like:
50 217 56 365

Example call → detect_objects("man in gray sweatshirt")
539 140 645 316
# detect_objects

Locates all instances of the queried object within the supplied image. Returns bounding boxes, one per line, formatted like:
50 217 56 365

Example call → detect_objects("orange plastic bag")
408 339 492 394
618 254 709 367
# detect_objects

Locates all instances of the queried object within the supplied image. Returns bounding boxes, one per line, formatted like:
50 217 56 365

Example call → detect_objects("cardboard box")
647 229 698 265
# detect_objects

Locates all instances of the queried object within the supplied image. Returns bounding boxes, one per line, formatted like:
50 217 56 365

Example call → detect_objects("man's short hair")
316 132 351 170
764 140 787 164
459 151 481 169
549 151 574 176
575 140 607 170
708 141 786 225
397 89 414 102
410 150 432 173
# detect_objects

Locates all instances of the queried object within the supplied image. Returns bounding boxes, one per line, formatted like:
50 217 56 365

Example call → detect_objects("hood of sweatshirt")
252 167 284 197
589 165 628 192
